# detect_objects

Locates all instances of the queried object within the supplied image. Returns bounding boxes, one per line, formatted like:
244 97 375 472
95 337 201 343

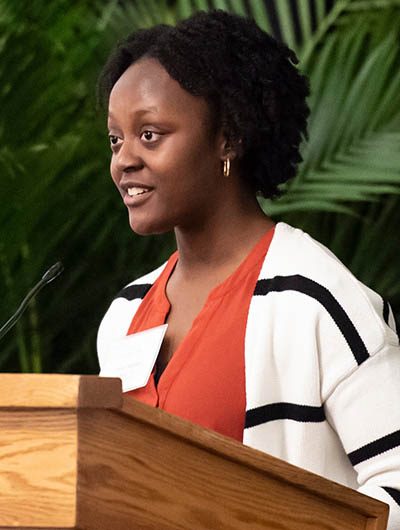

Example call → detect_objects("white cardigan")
97 222 400 528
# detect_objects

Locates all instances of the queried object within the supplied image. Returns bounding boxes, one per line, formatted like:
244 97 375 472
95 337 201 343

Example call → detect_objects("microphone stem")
0 280 46 341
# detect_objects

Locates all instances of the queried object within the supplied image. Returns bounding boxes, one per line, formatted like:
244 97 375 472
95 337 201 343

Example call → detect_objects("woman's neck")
174 194 274 278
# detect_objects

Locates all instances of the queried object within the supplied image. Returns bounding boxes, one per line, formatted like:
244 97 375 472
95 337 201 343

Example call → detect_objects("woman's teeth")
128 187 149 196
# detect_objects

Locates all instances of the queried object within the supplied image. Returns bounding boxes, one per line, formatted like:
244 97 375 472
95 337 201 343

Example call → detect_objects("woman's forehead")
108 58 209 120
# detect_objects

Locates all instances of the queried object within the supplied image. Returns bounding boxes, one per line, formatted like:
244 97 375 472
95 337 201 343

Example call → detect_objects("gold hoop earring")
223 158 231 177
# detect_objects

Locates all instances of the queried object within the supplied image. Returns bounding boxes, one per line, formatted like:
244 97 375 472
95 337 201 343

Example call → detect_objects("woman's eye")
109 135 119 146
141 130 160 142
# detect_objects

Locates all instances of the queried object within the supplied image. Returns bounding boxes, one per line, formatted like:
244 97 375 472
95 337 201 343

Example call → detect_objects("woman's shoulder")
266 222 374 295
262 222 398 351
267 222 355 278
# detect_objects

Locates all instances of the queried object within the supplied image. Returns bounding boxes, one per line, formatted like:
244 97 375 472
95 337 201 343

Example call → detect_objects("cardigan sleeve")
324 340 400 530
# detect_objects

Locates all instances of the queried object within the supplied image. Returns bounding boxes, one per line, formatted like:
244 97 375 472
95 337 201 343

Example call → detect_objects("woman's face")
107 57 227 235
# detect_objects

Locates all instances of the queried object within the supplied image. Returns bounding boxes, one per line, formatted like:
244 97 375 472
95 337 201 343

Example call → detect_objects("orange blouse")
125 227 275 441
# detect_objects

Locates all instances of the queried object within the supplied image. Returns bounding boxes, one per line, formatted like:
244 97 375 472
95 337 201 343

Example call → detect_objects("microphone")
0 261 64 341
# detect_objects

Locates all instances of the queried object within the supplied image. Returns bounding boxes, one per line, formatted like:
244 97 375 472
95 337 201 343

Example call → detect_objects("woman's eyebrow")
108 107 158 121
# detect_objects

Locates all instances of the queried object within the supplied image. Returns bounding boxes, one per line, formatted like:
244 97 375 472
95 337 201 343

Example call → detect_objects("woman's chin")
128 213 172 236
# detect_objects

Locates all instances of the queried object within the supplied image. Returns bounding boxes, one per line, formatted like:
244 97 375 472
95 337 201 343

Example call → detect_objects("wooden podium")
0 374 388 530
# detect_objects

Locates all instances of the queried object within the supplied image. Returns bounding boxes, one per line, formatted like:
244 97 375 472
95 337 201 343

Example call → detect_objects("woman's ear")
218 134 239 162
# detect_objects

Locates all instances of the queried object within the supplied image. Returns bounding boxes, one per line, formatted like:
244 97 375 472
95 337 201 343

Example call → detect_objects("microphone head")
41 261 64 284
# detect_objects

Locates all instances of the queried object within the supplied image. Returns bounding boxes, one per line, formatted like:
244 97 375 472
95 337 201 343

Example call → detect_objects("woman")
97 10 400 527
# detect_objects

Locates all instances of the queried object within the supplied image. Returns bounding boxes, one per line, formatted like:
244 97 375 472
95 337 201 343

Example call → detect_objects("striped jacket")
97 222 400 528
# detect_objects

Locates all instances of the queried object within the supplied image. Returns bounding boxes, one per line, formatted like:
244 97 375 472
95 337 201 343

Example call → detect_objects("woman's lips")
123 186 154 206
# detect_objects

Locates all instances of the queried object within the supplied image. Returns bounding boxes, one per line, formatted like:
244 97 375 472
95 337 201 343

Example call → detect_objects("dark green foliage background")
0 0 399 374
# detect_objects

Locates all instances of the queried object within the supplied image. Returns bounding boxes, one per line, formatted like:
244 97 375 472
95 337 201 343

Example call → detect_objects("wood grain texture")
0 374 121 409
76 397 389 530
119 396 389 526
0 409 77 528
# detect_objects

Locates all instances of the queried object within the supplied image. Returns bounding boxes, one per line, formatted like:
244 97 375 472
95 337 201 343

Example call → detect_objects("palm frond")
261 10 400 214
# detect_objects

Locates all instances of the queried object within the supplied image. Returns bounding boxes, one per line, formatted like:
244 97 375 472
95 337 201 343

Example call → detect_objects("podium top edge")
0 374 122 408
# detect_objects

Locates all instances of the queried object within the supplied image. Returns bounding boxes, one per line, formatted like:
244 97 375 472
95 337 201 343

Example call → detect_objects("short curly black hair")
97 10 309 199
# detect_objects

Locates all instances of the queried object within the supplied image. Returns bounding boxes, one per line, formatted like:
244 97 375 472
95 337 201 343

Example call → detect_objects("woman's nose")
114 138 143 173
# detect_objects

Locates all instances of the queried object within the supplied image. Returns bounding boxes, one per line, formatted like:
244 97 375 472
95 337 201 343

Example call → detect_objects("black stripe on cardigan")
254 275 369 366
245 402 325 429
114 283 152 301
383 299 390 325
382 487 400 507
348 429 400 466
